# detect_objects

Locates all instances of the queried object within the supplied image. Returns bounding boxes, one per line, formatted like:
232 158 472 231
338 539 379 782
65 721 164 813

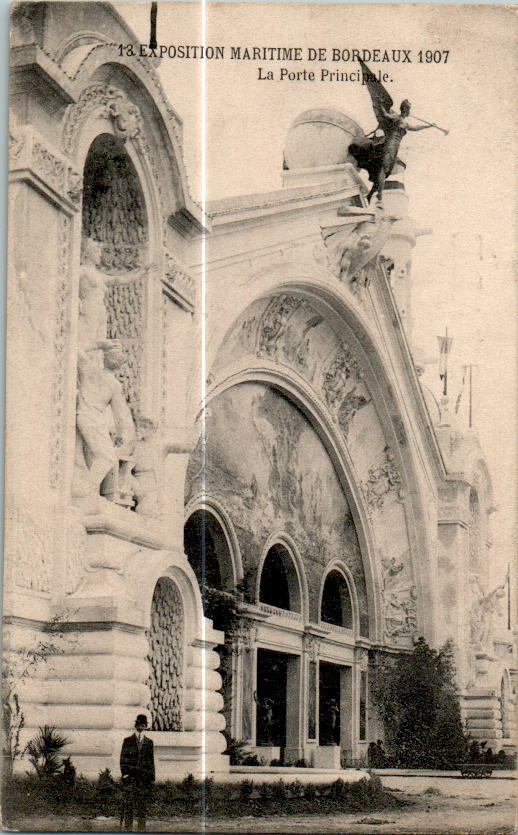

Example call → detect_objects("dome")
284 109 365 170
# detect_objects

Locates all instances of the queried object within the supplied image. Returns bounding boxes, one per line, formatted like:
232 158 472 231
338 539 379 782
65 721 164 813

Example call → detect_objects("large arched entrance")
184 508 236 733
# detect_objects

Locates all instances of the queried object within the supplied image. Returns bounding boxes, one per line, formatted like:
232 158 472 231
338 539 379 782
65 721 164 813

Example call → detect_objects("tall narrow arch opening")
82 133 148 274
259 543 302 613
184 508 236 731
321 569 353 628
147 577 184 731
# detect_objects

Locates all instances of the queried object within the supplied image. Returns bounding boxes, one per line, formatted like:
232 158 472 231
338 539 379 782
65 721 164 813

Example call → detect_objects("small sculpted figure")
78 237 152 350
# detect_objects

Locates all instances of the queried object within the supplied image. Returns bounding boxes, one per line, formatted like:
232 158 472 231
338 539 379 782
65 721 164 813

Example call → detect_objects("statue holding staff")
350 60 446 204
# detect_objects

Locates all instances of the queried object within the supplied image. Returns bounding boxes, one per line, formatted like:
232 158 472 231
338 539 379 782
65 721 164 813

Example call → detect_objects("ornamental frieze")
9 126 82 207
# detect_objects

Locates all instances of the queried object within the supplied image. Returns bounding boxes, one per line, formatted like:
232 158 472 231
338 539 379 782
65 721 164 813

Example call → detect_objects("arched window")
321 569 353 628
259 544 301 612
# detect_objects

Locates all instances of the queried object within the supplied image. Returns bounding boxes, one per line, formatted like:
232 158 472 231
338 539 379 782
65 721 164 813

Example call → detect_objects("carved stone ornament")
50 213 71 487
163 251 195 311
303 633 320 662
65 517 88 595
322 344 371 438
10 126 82 207
469 573 506 652
380 550 416 641
257 294 303 361
231 619 258 655
5 500 52 595
319 205 399 291
62 84 142 155
364 446 405 510
384 585 417 638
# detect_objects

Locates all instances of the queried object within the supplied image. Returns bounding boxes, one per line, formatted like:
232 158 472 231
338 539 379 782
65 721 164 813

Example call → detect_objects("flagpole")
444 327 448 396
149 1 158 51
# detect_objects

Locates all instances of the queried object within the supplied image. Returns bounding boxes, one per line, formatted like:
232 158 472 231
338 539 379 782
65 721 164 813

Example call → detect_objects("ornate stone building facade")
5 2 515 778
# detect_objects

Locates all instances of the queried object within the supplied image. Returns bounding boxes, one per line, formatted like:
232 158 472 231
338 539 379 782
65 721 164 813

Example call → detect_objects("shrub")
371 638 468 768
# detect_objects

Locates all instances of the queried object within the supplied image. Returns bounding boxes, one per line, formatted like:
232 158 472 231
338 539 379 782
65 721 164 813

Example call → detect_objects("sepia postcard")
4 2 517 833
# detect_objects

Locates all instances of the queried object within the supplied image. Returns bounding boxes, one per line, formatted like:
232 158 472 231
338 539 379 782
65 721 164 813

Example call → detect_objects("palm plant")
26 725 70 778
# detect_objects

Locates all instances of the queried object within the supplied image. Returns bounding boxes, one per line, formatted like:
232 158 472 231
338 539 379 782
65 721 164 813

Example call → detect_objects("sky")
116 2 516 584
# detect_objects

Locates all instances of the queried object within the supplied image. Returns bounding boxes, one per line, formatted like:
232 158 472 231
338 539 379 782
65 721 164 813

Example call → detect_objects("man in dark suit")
120 714 155 831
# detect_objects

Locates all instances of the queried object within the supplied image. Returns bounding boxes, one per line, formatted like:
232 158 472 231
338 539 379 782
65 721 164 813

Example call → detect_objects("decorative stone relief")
105 276 144 416
231 619 258 656
257 295 303 361
147 578 184 730
303 633 320 661
10 126 82 207
73 345 136 503
319 206 399 292
469 573 506 652
364 446 404 510
63 85 141 155
49 213 71 488
322 344 371 438
6 502 51 594
64 517 88 595
380 552 417 640
63 84 168 245
163 251 195 311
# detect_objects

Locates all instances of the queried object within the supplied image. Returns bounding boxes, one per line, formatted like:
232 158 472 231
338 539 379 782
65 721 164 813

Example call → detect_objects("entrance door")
319 661 341 745
256 648 288 746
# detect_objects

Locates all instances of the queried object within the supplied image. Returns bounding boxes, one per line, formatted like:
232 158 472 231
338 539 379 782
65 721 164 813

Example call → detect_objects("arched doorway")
147 577 184 731
184 509 236 732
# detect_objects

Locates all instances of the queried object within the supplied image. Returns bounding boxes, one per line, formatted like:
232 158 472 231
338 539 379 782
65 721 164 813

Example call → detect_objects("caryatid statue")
74 344 136 499
350 60 444 204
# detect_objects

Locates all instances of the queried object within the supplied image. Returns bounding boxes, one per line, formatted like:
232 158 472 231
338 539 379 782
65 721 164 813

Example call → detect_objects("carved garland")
49 213 71 488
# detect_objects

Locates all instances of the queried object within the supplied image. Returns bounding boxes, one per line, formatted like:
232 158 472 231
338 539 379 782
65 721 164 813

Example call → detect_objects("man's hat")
135 714 149 727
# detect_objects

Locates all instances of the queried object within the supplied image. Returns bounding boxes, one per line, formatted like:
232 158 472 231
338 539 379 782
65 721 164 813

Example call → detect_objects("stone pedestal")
254 745 281 764
313 745 341 770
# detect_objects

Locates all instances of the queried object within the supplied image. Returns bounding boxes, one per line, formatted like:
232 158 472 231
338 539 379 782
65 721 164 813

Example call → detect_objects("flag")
437 333 453 394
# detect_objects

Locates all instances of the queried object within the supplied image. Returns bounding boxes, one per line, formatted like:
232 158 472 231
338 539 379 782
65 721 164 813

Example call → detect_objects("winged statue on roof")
350 60 447 204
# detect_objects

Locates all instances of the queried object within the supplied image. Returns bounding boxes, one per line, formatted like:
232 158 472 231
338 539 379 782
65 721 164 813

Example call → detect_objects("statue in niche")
131 417 161 517
254 691 275 744
78 238 151 351
74 344 136 501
